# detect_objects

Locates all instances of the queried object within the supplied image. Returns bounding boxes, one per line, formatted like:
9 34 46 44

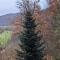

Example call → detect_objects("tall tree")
16 11 45 60
16 0 45 60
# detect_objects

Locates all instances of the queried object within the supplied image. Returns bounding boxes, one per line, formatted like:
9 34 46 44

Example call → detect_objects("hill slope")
0 13 20 26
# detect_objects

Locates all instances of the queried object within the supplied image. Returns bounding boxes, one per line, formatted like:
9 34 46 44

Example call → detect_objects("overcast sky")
0 0 49 16
0 0 19 16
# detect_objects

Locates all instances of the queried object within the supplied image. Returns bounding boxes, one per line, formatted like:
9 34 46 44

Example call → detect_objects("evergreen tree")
16 11 45 60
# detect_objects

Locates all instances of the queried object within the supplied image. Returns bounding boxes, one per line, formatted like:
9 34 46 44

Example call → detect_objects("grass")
0 31 12 47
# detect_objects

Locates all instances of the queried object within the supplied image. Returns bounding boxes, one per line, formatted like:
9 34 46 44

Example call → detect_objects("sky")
0 0 49 16
0 0 19 16
39 0 49 10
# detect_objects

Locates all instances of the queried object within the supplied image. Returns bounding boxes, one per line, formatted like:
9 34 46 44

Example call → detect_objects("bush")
0 31 12 47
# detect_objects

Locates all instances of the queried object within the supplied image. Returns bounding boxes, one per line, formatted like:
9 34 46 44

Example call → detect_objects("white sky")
39 0 49 10
0 0 49 16
0 0 19 16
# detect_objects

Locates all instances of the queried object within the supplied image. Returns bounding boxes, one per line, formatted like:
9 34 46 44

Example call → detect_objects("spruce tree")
16 11 45 60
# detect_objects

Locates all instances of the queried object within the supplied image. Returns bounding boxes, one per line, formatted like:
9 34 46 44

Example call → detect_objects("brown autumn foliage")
10 16 23 36
33 0 57 59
